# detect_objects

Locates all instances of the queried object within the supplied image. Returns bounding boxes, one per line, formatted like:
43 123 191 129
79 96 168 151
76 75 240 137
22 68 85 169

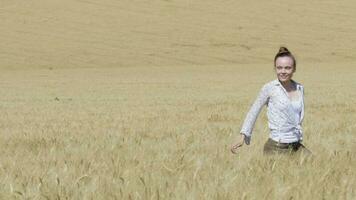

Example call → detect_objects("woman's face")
275 56 295 83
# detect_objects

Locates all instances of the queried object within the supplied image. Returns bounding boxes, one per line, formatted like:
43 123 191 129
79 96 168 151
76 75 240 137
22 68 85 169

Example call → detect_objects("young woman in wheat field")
231 47 311 155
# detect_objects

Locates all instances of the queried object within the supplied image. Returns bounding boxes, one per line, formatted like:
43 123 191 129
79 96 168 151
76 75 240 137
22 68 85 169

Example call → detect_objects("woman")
231 47 311 155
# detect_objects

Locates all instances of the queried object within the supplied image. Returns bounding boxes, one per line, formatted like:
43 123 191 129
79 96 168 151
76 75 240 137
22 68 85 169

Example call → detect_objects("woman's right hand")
231 134 245 154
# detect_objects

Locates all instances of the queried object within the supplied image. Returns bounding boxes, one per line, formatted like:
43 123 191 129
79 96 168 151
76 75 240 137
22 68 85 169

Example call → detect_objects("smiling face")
275 56 295 83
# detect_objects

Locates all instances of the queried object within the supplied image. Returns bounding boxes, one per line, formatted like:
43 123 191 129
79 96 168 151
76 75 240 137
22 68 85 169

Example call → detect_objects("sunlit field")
1 0 356 199
0 64 355 199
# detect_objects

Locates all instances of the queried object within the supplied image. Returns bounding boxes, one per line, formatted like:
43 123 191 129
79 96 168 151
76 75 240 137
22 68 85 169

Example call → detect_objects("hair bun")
278 47 290 54
274 46 296 68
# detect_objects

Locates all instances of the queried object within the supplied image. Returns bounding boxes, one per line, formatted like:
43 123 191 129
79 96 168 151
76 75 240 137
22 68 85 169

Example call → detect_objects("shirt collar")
273 79 301 90
272 79 281 86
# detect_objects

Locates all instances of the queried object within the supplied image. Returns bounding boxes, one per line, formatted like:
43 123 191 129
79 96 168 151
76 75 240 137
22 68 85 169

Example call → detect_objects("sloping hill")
1 0 356 68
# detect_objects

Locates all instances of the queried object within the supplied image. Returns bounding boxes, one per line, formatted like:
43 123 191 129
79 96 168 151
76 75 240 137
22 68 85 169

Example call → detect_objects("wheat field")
1 0 356 199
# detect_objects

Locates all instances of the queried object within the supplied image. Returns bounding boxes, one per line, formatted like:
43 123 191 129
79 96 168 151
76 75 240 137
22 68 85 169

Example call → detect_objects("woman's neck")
280 79 295 92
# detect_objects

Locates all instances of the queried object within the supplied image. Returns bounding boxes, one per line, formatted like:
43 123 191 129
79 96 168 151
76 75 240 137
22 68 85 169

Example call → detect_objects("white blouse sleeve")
240 84 270 144
300 86 305 125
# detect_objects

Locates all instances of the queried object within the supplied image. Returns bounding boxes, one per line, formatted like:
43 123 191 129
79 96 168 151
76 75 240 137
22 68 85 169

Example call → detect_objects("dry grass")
1 0 356 199
0 64 355 199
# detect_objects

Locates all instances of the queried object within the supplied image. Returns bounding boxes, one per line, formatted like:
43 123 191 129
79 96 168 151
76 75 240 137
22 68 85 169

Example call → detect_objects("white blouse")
291 97 303 125
240 79 305 144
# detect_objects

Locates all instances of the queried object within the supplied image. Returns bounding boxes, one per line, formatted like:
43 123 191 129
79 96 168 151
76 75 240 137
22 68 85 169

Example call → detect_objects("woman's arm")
240 84 270 144
299 85 305 141
300 85 305 124
231 84 270 153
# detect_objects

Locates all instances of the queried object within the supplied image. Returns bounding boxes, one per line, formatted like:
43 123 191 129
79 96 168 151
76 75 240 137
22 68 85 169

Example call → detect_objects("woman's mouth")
279 76 290 81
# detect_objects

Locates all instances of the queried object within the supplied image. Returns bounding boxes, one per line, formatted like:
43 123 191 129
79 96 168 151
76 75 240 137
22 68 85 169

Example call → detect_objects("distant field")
1 0 356 199
1 0 356 68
